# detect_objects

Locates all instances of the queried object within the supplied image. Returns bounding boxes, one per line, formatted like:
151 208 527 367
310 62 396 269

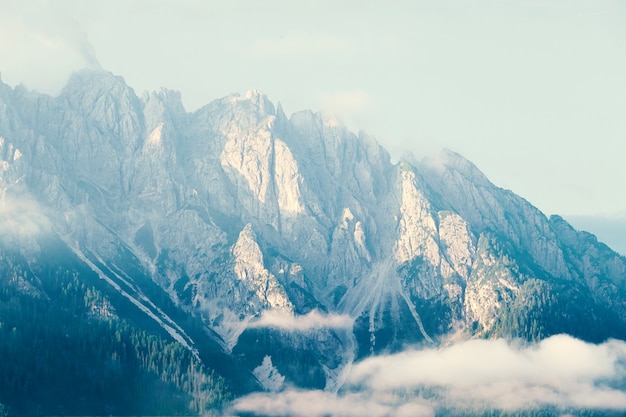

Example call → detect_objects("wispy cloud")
230 389 435 417
0 1 99 94
230 335 626 416
248 309 354 332
315 89 376 132
0 196 50 237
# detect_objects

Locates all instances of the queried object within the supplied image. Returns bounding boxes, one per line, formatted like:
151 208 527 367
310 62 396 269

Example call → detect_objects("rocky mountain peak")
61 69 138 107
422 148 491 187
142 87 187 132
245 89 275 115
1 70 626 401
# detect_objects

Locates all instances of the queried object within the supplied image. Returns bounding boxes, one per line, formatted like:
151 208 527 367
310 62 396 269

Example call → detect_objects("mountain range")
0 69 625 416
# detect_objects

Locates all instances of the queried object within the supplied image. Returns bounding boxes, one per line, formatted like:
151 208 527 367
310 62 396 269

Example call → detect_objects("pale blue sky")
1 0 625 252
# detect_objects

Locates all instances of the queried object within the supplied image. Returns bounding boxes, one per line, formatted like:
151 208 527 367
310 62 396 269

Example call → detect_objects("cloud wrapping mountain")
248 310 354 331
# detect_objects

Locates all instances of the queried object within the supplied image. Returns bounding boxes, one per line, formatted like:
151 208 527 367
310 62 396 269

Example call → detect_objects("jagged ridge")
1 69 625 395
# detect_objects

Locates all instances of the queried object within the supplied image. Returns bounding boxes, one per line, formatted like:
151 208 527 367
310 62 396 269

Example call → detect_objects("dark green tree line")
0 248 231 416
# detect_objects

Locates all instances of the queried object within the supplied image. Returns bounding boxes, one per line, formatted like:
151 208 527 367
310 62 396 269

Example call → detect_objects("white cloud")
348 334 626 411
0 0 99 95
350 335 619 389
0 196 50 237
315 90 376 133
230 389 435 417
247 309 354 332
230 335 626 416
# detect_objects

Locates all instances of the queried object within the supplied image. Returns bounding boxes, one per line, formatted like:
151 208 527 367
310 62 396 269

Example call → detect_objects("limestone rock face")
438 211 475 281
464 235 521 332
395 168 440 267
232 224 292 313
1 69 625 381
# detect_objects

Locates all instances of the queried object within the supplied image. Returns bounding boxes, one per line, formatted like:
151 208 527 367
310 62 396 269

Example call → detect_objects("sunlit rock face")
1 69 625 389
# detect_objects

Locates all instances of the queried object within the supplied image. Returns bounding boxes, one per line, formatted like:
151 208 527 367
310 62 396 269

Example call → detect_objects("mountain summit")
1 69 625 415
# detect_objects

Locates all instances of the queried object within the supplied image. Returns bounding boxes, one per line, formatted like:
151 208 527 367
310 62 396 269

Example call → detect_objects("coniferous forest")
0 242 232 416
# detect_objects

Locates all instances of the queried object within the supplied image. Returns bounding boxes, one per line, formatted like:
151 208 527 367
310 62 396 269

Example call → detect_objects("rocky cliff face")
1 69 625 390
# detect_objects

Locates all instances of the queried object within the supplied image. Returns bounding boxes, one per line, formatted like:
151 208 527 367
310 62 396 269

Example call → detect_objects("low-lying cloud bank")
231 389 435 417
247 309 354 332
230 334 626 416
